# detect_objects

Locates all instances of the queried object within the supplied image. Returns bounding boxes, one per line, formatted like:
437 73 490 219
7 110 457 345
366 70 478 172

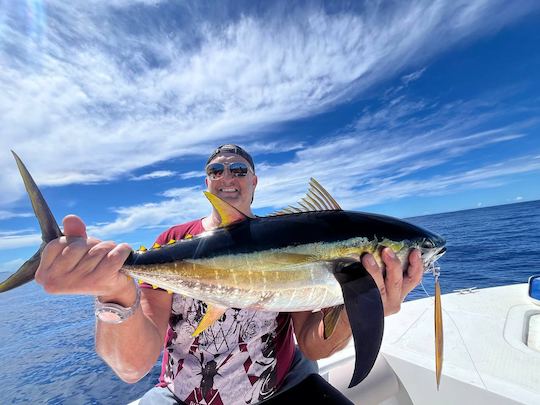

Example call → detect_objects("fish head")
418 235 446 275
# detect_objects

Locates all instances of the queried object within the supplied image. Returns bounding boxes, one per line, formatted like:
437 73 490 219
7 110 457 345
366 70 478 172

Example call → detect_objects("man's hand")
362 248 423 316
35 215 134 304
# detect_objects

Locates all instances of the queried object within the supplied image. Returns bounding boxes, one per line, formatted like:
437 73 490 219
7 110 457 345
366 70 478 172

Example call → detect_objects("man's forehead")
208 153 250 165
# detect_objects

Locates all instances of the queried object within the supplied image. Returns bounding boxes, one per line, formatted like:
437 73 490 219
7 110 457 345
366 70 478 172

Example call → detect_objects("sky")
1 0 539 273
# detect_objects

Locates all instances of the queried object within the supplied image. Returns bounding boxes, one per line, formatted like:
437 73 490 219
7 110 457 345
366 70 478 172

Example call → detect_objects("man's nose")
221 168 235 180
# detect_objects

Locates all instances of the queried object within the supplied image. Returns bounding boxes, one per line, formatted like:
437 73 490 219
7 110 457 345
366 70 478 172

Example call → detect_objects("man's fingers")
90 243 133 296
74 241 118 278
402 249 423 297
383 248 403 291
381 248 405 314
361 253 386 298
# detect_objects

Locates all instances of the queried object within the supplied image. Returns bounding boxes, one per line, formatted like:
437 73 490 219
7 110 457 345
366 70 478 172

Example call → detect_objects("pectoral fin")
322 304 345 339
192 304 228 337
333 260 384 388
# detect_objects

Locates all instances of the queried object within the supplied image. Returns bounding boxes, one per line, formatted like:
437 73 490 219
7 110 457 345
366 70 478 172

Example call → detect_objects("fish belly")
123 260 344 311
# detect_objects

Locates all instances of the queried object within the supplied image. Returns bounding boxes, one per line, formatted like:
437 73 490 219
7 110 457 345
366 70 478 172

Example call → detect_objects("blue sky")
1 0 540 273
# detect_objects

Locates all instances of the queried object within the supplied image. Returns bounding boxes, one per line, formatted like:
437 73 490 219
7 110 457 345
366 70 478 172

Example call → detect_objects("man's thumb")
62 215 87 238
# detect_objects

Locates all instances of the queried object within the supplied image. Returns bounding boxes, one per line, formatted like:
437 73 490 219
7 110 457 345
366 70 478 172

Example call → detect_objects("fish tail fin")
0 152 63 293
333 260 384 388
0 250 42 292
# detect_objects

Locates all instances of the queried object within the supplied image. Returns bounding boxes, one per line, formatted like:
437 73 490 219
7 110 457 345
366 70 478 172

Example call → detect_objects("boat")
129 277 540 404
319 277 540 404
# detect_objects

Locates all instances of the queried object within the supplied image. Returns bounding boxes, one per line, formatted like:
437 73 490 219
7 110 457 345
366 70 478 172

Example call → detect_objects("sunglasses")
205 162 252 180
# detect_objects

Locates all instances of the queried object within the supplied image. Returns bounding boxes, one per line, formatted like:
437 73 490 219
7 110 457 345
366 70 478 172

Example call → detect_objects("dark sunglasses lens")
206 163 225 178
229 162 249 176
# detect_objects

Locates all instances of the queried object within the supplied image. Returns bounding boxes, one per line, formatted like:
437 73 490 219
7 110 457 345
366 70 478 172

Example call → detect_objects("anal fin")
192 304 228 337
322 304 345 339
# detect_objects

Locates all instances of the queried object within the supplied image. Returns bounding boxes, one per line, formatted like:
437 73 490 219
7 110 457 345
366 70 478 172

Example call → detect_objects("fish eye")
423 240 434 249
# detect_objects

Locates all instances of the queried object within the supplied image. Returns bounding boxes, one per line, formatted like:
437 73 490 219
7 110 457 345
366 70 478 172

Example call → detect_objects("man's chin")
218 193 241 204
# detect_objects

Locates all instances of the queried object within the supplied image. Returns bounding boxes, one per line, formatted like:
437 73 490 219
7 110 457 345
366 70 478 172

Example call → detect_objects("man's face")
205 152 257 213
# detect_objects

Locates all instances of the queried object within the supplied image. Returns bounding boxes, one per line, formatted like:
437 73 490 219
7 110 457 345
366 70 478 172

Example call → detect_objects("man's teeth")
220 188 238 192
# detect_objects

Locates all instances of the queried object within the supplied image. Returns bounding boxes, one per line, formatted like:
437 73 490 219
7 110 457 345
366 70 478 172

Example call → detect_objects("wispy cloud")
131 170 177 181
0 233 41 250
250 89 540 210
0 211 33 220
2 0 538 207
87 186 208 238
401 68 427 85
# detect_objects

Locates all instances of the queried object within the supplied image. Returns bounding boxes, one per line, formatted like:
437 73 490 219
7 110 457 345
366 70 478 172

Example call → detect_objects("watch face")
97 310 123 323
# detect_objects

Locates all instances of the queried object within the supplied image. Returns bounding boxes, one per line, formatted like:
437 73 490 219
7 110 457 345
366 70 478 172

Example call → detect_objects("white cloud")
0 211 33 220
2 0 538 207
87 186 207 238
401 68 427 85
0 233 41 250
131 170 177 181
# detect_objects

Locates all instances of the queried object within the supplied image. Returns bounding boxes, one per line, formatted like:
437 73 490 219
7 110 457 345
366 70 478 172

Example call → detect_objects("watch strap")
95 286 141 324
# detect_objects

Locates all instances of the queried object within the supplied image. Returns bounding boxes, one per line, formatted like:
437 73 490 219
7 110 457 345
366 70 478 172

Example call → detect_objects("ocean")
1 200 539 404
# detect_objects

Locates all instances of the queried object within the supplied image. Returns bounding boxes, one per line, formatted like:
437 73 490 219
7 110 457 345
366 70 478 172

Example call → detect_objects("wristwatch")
95 287 141 324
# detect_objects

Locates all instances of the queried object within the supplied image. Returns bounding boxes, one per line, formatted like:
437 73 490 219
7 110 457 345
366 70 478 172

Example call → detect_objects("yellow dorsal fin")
167 239 176 245
270 178 342 216
192 304 228 337
152 242 161 249
203 191 248 227
139 245 147 252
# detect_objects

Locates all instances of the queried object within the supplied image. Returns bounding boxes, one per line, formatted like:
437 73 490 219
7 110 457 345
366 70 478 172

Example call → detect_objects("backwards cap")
206 144 255 172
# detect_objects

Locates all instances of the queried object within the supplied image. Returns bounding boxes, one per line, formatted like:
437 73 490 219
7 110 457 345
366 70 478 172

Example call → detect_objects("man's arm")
292 248 423 360
36 215 171 383
95 288 171 383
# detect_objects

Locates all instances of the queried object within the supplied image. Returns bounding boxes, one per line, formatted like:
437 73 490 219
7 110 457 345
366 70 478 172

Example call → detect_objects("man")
36 144 423 404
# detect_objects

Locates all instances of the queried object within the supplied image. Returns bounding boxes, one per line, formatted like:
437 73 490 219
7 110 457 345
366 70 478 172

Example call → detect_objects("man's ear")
205 177 209 188
252 174 258 188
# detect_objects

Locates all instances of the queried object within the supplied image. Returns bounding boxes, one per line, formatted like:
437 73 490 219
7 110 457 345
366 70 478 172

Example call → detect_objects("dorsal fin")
270 178 342 216
203 191 248 227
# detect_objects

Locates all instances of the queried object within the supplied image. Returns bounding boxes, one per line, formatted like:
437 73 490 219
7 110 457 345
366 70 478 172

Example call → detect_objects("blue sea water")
1 200 539 404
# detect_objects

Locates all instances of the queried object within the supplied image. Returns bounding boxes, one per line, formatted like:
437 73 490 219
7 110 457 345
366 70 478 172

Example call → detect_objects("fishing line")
441 306 488 390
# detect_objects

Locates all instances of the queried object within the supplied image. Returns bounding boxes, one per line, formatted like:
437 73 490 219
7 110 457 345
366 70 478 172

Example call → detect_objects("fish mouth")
420 245 446 274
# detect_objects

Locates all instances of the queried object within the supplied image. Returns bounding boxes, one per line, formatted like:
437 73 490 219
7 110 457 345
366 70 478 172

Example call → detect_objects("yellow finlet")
203 191 247 227
434 278 444 390
152 243 161 249
152 284 158 289
167 290 173 294
139 245 147 252
137 279 144 285
184 234 193 239
167 239 176 245
192 304 228 337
